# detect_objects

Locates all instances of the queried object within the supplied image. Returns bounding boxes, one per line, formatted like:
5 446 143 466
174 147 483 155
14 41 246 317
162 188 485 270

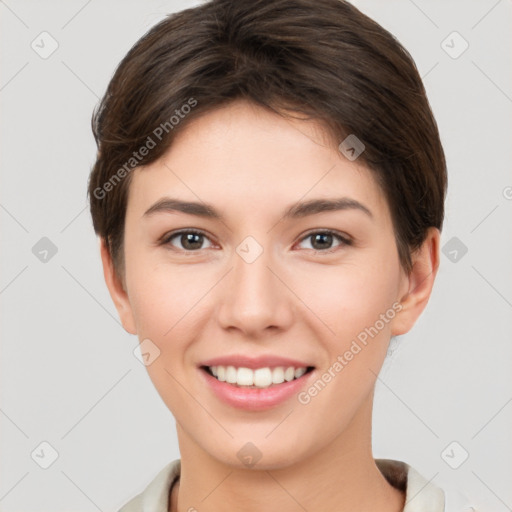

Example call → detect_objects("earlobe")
390 227 440 336
99 238 138 335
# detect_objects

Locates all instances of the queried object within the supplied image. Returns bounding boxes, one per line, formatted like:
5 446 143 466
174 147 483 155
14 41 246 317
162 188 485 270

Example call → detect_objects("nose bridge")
217 238 293 334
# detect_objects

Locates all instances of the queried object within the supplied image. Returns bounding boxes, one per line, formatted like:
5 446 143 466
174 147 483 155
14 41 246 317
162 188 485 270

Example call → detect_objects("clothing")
118 458 476 512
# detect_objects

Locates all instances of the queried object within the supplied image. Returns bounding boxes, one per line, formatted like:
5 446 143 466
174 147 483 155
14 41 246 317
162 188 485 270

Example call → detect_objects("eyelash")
160 228 353 254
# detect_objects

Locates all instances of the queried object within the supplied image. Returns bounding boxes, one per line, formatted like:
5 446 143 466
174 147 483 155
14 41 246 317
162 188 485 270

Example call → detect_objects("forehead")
126 100 390 224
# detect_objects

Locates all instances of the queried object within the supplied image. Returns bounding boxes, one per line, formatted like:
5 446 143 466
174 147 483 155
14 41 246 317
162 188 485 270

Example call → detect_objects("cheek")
292 257 401 343
291 260 401 429
125 261 205 412
125 244 199 333
125 256 215 364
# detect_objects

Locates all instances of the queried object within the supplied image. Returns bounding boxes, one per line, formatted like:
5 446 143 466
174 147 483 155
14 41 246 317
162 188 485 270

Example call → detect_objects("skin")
101 99 440 512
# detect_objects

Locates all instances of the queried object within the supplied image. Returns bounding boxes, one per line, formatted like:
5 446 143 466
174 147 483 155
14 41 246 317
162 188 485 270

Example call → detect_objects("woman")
88 0 474 510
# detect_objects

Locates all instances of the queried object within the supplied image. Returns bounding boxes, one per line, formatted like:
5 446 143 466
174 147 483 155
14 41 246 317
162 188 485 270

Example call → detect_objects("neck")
170 394 405 512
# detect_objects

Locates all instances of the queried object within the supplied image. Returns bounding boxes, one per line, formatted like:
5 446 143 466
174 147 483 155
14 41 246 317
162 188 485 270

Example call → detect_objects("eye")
296 230 352 252
160 228 351 253
162 229 214 251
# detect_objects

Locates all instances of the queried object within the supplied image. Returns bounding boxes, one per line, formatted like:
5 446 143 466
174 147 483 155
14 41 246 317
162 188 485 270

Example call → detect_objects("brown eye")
164 230 213 251
297 230 352 252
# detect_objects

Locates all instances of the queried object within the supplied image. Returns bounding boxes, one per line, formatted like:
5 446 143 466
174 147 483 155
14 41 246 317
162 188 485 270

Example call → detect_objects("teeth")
237 367 254 386
208 365 309 388
272 367 284 384
284 367 295 382
226 365 237 384
294 367 307 378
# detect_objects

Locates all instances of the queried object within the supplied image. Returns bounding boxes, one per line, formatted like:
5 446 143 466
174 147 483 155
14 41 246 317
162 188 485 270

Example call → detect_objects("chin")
204 435 313 471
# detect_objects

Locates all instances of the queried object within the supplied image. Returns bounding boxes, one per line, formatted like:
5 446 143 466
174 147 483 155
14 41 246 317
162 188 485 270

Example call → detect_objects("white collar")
119 458 452 512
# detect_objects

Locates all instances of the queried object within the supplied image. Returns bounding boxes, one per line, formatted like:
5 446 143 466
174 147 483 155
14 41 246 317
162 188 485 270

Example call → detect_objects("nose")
216 243 294 338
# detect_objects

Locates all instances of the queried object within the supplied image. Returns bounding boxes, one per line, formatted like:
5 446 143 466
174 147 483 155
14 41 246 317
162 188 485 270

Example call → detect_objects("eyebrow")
142 196 373 220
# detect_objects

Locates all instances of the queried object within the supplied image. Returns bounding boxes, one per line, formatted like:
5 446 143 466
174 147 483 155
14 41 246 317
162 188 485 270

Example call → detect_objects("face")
103 100 438 470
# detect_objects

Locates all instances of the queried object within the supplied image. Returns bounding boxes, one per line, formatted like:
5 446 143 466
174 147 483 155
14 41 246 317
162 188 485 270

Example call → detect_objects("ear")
391 227 441 336
99 238 137 335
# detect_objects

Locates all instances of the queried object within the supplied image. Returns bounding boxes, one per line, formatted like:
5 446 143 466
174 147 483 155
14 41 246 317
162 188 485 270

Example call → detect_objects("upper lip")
199 355 314 370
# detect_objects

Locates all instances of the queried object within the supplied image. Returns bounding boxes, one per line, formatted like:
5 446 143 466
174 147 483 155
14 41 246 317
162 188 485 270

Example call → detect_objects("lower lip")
199 368 315 411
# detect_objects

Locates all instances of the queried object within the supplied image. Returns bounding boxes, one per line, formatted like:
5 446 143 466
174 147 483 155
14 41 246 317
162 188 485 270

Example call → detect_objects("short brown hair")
88 0 447 279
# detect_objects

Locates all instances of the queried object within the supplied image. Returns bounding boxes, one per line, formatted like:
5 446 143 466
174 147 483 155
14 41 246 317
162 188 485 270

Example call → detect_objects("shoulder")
117 459 181 512
443 488 482 512
117 457 482 512
376 458 480 512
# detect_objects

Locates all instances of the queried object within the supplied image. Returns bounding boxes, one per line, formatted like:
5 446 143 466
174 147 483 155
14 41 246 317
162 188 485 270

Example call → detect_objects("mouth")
197 355 317 410
200 364 315 389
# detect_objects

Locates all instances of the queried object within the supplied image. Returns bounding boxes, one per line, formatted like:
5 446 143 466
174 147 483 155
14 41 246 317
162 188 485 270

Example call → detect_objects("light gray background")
1 1 511 511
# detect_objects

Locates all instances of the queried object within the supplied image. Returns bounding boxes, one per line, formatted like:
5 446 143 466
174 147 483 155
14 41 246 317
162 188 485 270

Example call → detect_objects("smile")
203 365 313 388
198 362 316 411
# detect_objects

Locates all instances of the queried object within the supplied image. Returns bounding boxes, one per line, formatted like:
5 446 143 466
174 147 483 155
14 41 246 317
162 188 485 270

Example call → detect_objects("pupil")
312 233 332 250
182 233 202 250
